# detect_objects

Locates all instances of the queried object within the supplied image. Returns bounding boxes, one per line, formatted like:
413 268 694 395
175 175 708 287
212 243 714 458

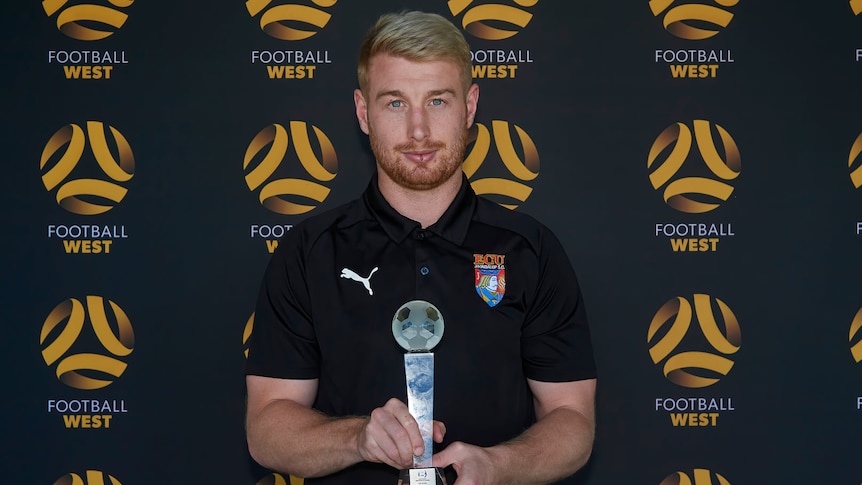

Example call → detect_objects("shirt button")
420 266 430 275
417 231 426 240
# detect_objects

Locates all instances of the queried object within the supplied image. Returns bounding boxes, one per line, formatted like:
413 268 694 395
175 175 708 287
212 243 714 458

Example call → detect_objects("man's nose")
407 107 430 141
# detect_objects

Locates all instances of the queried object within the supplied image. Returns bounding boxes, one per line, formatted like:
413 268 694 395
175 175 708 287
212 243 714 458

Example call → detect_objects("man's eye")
389 100 403 108
430 99 444 106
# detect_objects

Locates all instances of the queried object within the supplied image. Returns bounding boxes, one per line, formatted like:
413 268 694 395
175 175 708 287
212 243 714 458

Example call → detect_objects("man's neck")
377 172 462 229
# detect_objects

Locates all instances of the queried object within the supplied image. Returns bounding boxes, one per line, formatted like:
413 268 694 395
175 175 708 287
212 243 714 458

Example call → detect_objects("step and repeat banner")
1 1 861 484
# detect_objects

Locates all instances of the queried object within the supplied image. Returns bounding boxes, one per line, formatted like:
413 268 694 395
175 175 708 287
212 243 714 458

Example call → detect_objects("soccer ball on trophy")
392 300 445 352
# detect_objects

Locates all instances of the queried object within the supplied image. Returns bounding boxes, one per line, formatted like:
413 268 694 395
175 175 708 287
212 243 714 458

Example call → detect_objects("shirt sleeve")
520 225 597 382
245 227 321 379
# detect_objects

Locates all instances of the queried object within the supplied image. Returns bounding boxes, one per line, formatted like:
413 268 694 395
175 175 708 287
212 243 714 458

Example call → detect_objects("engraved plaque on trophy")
392 300 447 485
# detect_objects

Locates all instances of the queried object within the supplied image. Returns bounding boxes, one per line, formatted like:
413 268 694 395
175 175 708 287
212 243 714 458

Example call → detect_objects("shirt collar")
362 172 476 245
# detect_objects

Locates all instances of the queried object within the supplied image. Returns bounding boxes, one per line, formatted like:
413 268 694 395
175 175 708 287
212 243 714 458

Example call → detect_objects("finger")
361 411 400 468
382 399 425 457
392 409 425 457
373 406 421 467
431 446 453 470
433 420 446 443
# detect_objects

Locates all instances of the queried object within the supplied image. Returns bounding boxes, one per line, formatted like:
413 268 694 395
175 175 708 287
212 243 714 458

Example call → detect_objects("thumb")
431 442 458 469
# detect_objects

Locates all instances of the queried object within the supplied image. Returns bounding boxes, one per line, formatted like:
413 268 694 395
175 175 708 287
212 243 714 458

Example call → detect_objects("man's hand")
358 398 447 470
433 441 499 485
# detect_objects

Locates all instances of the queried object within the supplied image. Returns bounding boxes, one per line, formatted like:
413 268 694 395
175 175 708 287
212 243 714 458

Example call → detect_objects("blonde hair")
357 11 472 93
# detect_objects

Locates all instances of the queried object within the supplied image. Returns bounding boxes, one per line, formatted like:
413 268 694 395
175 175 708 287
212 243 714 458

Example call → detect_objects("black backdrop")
1 1 861 483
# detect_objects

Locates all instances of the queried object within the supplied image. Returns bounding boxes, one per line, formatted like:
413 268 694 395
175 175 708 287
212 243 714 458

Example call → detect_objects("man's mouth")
403 150 437 163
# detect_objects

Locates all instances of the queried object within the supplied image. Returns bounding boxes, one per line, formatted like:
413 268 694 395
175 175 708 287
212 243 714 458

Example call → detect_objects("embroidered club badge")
474 254 506 307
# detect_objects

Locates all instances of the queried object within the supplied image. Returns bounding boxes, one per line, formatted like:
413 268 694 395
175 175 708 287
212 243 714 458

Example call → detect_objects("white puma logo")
340 267 379 295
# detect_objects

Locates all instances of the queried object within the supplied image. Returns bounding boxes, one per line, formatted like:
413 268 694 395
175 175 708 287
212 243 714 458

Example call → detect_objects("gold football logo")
849 132 862 189
660 469 731 485
448 0 538 40
649 0 738 40
256 473 304 485
246 0 337 40
54 471 122 485
647 120 741 213
243 313 255 359
852 0 862 15
40 121 135 215
648 294 741 388
40 296 134 390
850 308 862 364
42 0 134 40
244 122 338 215
463 120 539 209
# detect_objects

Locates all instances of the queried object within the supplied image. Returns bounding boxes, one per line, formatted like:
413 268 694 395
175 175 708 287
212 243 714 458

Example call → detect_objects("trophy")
392 300 447 485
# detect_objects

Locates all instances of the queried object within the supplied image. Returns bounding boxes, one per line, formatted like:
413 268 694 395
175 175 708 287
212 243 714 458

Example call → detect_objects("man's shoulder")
278 197 367 249
473 196 553 241
297 198 365 233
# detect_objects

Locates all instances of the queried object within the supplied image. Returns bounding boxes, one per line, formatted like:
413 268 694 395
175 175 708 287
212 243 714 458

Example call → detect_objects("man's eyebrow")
375 88 457 101
376 90 403 100
427 89 457 97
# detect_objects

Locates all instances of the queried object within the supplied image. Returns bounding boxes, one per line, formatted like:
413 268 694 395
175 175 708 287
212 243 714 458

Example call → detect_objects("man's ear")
354 89 370 135
465 83 479 128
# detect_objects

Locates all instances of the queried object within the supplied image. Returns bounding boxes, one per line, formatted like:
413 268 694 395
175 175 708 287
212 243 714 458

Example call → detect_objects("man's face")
354 54 479 191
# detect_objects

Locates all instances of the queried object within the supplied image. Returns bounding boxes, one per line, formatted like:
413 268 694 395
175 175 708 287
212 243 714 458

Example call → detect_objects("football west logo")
40 296 135 390
43 0 134 40
647 294 741 388
849 132 862 189
852 0 862 15
448 0 538 40
649 0 738 40
255 473 303 485
660 469 731 485
464 120 539 209
851 308 862 364
246 0 337 40
54 470 122 485
243 121 338 215
41 121 135 215
474 254 506 307
647 120 741 214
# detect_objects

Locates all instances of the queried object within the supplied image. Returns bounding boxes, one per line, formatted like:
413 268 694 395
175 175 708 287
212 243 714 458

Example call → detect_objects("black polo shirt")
247 174 596 483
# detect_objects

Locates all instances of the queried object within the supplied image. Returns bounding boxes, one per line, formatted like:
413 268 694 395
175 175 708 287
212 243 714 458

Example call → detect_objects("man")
245 11 597 484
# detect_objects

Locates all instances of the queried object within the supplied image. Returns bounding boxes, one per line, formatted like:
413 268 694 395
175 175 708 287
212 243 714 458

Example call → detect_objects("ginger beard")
369 124 468 191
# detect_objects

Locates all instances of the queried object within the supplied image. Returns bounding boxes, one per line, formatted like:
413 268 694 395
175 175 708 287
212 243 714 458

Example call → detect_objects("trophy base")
396 467 447 485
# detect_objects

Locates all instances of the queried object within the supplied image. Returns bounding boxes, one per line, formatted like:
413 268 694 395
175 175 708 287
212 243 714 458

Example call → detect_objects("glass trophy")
392 300 447 485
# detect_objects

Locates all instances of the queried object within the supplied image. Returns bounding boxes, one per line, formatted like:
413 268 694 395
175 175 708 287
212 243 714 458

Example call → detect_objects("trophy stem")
404 352 434 468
